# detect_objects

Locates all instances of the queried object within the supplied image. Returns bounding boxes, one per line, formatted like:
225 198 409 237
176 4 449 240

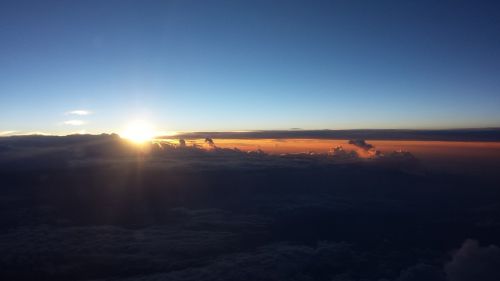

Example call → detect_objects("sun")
120 120 156 144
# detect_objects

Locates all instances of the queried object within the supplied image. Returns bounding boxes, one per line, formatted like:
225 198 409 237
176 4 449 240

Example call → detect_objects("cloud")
0 207 270 280
63 110 90 126
179 139 186 147
63 120 86 126
0 224 239 279
66 110 92 116
445 239 500 281
94 241 359 281
205 137 216 147
1 134 499 281
17 131 51 136
345 139 385 158
0 134 424 172
348 139 374 150
70 129 87 135
329 145 359 159
397 264 445 281
172 129 500 142
0 131 16 136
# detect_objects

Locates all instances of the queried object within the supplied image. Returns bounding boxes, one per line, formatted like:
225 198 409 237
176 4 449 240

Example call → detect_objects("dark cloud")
205 137 215 147
97 242 361 281
445 239 500 281
0 209 269 280
1 135 500 280
179 139 186 147
0 135 422 173
397 264 445 281
348 139 374 150
169 128 500 142
329 145 359 159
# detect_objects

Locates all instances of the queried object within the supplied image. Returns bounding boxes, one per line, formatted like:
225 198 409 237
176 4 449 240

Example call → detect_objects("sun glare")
120 121 156 144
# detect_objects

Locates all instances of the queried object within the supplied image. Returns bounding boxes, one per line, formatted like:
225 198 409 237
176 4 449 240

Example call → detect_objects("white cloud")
64 120 87 126
66 110 92 116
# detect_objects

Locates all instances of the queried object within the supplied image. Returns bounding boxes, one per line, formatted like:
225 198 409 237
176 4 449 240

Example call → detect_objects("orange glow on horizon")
156 138 500 159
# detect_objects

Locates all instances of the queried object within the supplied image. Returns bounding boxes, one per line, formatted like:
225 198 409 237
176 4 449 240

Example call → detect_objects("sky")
1 0 500 134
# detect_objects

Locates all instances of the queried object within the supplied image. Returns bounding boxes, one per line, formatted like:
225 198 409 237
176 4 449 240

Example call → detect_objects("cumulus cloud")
66 110 92 116
445 239 500 281
205 137 215 147
347 139 385 158
329 145 359 159
348 139 374 150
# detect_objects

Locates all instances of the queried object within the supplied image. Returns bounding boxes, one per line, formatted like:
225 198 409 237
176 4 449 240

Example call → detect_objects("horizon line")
2 127 500 142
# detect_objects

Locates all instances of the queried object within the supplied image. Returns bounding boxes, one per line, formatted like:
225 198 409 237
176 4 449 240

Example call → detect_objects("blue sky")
1 0 500 134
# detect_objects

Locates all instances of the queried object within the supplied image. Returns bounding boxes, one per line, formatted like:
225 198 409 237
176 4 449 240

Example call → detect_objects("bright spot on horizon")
120 120 156 144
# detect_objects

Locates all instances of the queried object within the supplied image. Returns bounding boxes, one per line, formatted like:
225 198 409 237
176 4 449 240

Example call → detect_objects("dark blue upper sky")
1 0 500 134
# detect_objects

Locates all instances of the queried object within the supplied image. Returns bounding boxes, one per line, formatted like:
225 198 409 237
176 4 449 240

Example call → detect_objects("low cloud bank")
0 135 418 172
1 135 499 280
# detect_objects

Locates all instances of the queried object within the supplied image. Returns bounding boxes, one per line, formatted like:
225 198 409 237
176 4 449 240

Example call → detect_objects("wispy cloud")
66 110 92 116
63 120 87 126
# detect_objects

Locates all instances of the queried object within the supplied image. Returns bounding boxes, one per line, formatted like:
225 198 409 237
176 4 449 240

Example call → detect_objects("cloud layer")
0 135 499 280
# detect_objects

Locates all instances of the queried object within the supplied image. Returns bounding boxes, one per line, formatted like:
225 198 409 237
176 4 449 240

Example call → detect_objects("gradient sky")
1 0 500 134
